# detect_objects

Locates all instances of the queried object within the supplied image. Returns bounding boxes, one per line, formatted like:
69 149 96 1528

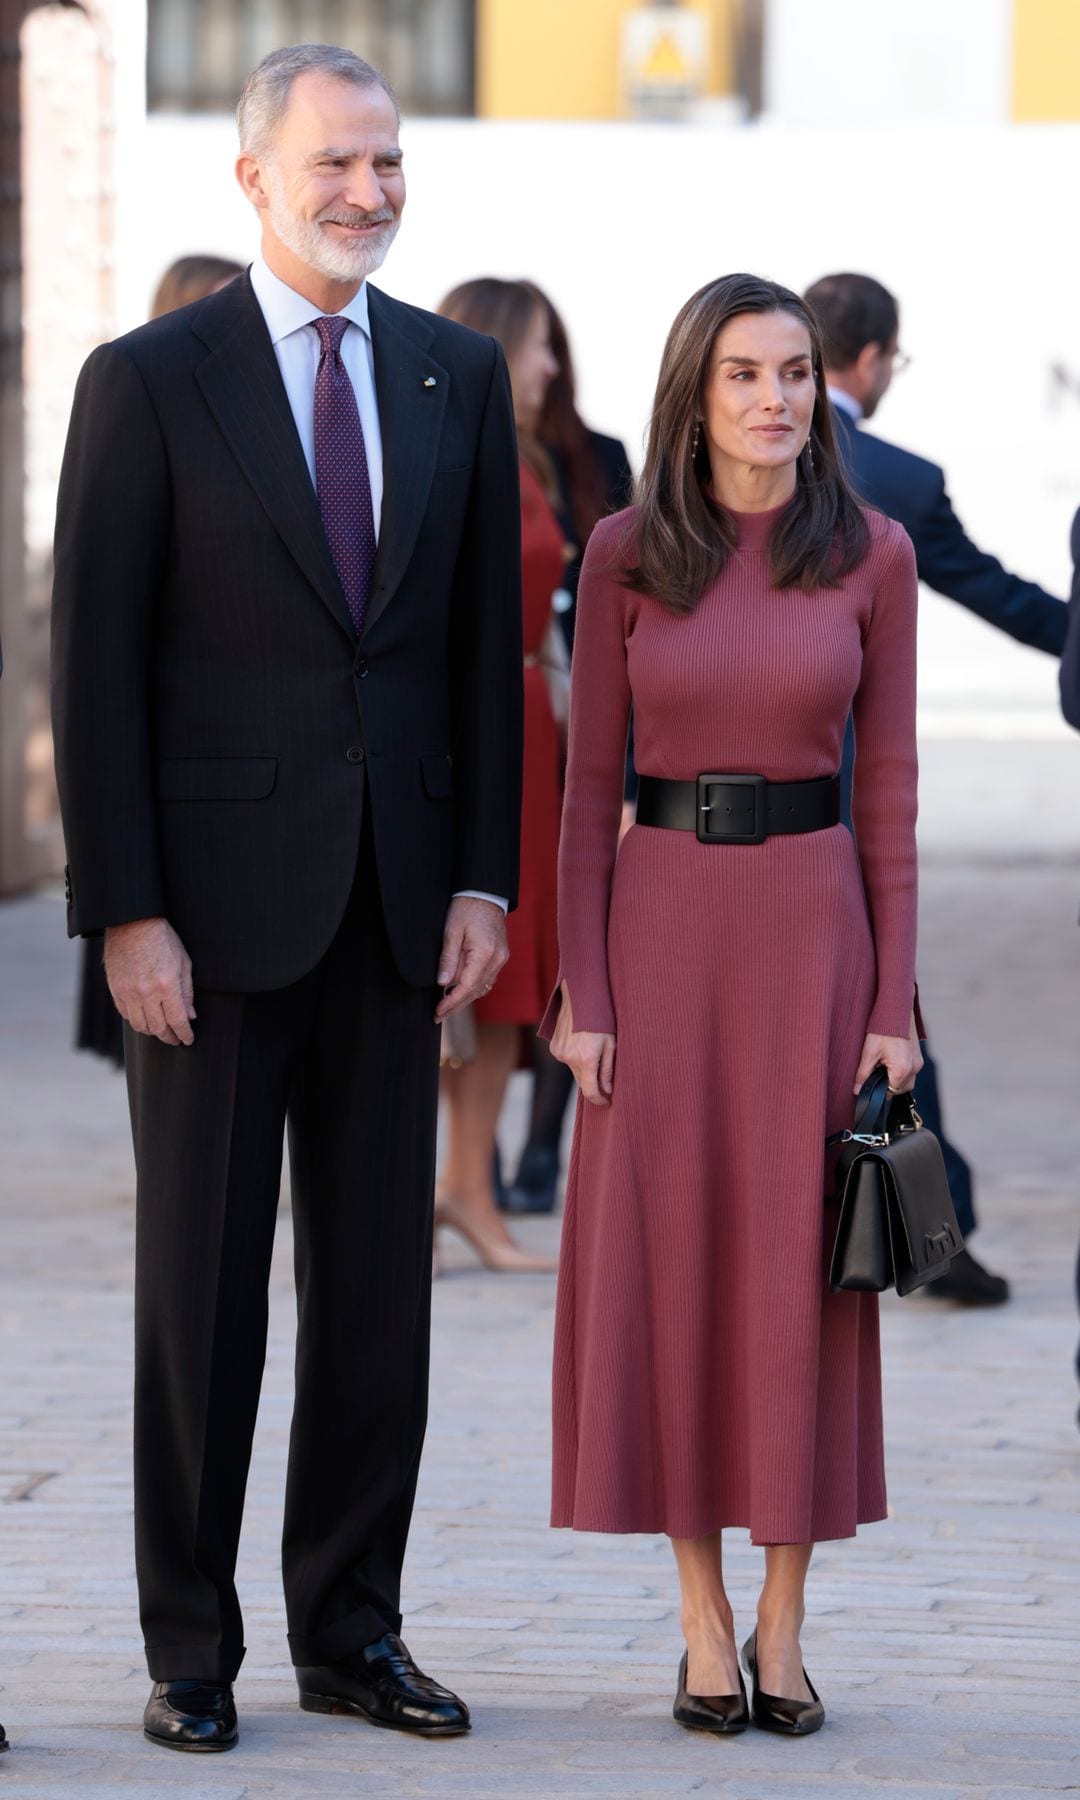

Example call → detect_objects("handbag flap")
877 1129 963 1295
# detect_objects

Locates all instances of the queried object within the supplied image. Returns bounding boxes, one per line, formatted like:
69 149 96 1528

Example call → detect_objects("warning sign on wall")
620 5 707 121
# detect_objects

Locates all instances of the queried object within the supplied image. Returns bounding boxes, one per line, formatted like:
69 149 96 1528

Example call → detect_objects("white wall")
764 0 1014 127
117 114 1080 739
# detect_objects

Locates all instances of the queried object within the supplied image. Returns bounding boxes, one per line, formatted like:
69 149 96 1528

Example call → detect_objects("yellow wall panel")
477 0 735 121
1013 0 1080 120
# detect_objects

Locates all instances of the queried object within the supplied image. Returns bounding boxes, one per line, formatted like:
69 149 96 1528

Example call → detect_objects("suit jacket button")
355 659 369 678
346 746 365 764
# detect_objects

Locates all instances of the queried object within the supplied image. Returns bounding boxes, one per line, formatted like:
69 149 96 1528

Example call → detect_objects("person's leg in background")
504 1033 575 1214
915 1045 1009 1304
841 718 1008 1306
437 1026 557 1271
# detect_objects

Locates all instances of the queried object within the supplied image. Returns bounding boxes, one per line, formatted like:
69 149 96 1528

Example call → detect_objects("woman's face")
700 309 817 479
511 307 559 426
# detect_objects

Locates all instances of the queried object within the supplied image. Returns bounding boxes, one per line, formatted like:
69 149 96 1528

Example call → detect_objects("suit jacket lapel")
363 284 448 640
191 273 355 640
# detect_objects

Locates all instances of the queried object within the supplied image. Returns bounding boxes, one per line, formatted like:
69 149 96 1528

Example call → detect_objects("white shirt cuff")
453 890 509 913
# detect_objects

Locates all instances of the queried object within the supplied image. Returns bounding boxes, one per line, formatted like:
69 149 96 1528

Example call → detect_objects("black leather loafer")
296 1632 470 1737
922 1247 1010 1305
672 1649 749 1733
505 1144 560 1214
742 1630 825 1736
143 1680 238 1751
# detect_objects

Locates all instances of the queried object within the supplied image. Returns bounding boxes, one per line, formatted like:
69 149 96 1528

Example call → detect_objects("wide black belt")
636 772 840 844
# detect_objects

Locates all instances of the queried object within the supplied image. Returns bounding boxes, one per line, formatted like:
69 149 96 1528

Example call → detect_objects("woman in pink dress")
542 275 921 1736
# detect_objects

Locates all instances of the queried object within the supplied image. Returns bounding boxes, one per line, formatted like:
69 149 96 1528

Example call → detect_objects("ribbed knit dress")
540 500 919 1545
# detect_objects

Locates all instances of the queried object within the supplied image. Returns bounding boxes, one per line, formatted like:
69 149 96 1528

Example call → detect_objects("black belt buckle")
696 772 767 844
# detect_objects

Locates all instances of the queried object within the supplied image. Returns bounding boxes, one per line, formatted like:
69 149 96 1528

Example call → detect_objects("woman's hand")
853 1010 924 1095
550 980 616 1107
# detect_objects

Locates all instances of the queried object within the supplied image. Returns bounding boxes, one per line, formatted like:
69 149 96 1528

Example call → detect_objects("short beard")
264 164 400 285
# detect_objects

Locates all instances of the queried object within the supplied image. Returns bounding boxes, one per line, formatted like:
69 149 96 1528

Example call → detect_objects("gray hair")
237 43 399 157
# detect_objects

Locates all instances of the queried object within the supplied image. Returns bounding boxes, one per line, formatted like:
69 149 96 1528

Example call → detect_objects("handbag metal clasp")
839 1129 890 1147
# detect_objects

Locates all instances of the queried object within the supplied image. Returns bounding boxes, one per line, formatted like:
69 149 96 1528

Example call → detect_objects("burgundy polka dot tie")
313 314 376 636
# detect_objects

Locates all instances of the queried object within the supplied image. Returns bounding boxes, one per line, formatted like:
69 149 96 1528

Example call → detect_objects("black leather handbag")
828 1067 963 1296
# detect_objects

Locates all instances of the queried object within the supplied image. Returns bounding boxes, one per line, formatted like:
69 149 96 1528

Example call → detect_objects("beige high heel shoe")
434 1195 558 1273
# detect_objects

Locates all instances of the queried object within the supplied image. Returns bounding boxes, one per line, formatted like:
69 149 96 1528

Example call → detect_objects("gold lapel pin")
423 376 437 388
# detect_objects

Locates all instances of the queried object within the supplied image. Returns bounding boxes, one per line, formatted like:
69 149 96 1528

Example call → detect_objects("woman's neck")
706 459 797 514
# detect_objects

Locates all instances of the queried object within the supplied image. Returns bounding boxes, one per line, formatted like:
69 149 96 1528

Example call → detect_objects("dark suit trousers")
125 822 441 1681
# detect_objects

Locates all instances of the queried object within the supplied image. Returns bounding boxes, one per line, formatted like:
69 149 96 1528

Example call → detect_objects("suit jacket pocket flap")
157 756 278 801
420 754 453 800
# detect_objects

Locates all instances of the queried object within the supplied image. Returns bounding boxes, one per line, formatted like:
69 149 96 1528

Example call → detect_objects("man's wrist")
106 916 166 934
452 890 508 914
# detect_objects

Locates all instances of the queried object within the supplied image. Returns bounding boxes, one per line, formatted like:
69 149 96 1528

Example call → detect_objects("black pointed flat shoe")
143 1680 238 1751
742 1629 825 1736
672 1649 750 1734
297 1632 470 1737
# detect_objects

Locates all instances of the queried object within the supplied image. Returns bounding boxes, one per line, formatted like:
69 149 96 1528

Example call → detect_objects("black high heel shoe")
672 1649 750 1734
741 1629 825 1736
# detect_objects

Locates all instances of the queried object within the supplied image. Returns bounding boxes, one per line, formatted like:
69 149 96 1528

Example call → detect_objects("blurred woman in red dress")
503 288 633 1215
434 279 564 1271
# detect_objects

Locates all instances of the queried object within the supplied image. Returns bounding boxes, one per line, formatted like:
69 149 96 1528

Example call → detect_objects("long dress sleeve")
850 522 920 1039
539 514 634 1038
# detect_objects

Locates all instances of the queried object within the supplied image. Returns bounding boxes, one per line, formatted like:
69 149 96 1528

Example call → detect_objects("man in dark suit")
805 273 1067 657
1060 507 1080 729
51 45 522 1751
1058 507 1080 1415
805 272 1069 1307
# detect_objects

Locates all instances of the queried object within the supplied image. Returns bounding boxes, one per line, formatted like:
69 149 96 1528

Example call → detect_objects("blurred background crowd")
1 0 1079 1295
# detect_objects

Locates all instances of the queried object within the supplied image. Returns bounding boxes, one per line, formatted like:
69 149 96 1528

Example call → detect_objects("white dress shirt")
249 253 384 535
248 255 506 915
826 384 863 423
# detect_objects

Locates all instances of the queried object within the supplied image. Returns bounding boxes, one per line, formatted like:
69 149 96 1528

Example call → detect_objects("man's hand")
435 897 509 1021
104 917 196 1047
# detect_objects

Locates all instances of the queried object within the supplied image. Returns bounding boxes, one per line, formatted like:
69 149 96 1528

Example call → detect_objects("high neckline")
723 499 795 551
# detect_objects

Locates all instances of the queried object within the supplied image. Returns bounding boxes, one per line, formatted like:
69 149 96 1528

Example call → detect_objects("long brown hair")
437 277 556 497
625 273 868 613
150 255 244 319
535 290 609 548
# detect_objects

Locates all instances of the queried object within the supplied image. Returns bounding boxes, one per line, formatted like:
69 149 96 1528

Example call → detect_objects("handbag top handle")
852 1066 893 1139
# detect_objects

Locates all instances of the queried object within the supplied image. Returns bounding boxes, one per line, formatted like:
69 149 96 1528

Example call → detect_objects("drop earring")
691 421 701 458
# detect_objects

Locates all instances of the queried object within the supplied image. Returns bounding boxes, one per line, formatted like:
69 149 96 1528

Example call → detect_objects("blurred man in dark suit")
805 273 1066 657
1059 507 1080 730
52 44 521 1751
805 272 1069 1307
1058 506 1080 1414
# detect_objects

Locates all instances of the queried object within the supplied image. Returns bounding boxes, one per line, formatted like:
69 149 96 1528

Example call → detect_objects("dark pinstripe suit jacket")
51 272 523 991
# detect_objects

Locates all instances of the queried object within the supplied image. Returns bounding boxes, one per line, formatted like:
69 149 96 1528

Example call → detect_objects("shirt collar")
827 385 863 423
249 251 371 345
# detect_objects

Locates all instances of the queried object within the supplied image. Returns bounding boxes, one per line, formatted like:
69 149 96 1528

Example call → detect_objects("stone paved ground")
1 740 1079 1799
